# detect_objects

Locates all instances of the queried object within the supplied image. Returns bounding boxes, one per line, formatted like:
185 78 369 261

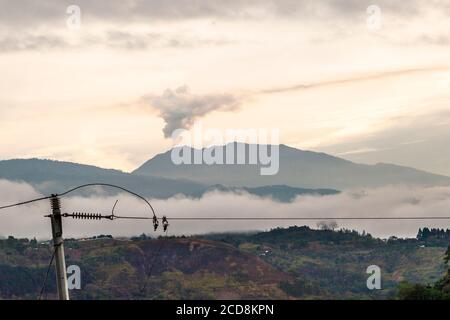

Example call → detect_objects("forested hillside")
0 226 449 300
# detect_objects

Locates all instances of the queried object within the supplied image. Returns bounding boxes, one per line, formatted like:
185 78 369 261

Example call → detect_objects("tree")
445 245 450 265
422 228 431 239
417 228 423 240
317 220 338 231
30 238 37 248
397 282 442 300
397 246 450 300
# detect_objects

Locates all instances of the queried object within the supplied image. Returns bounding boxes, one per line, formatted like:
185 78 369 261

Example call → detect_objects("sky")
0 0 449 175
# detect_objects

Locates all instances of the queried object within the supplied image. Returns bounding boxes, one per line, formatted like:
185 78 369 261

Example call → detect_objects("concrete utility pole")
49 195 69 300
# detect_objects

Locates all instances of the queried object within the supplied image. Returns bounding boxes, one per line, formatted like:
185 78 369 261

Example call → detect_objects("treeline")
203 225 380 249
417 228 450 241
0 236 38 253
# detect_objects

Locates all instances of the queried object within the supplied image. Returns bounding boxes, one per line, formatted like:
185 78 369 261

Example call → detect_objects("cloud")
0 0 432 28
0 29 233 53
143 86 241 138
0 180 49 239
318 109 450 176
337 148 384 156
144 68 448 140
0 34 69 52
2 180 450 239
261 66 450 94
104 30 234 50
0 1 446 53
418 34 450 46
105 30 161 50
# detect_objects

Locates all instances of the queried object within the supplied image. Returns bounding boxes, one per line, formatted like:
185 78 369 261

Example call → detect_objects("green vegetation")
204 226 449 299
396 244 450 300
0 227 449 300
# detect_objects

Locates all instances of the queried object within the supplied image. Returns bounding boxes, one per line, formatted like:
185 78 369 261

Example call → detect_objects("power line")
138 229 169 295
0 183 157 219
3 191 450 221
0 195 52 212
2 184 450 222
0 184 167 301
58 183 156 218
161 217 450 220
38 245 56 300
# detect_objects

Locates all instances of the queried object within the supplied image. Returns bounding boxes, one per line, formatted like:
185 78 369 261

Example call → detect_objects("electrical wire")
0 195 52 212
147 230 168 277
5 202 450 220
140 229 169 295
57 183 156 218
0 183 157 219
3 184 450 221
157 217 450 220
38 245 56 300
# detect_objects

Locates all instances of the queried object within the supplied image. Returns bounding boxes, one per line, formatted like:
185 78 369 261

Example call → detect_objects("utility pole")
49 195 69 300
0 183 161 300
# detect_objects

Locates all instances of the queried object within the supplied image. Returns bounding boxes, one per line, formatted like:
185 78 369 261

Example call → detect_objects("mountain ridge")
133 143 450 189
1 143 450 200
0 158 339 202
0 158 207 199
